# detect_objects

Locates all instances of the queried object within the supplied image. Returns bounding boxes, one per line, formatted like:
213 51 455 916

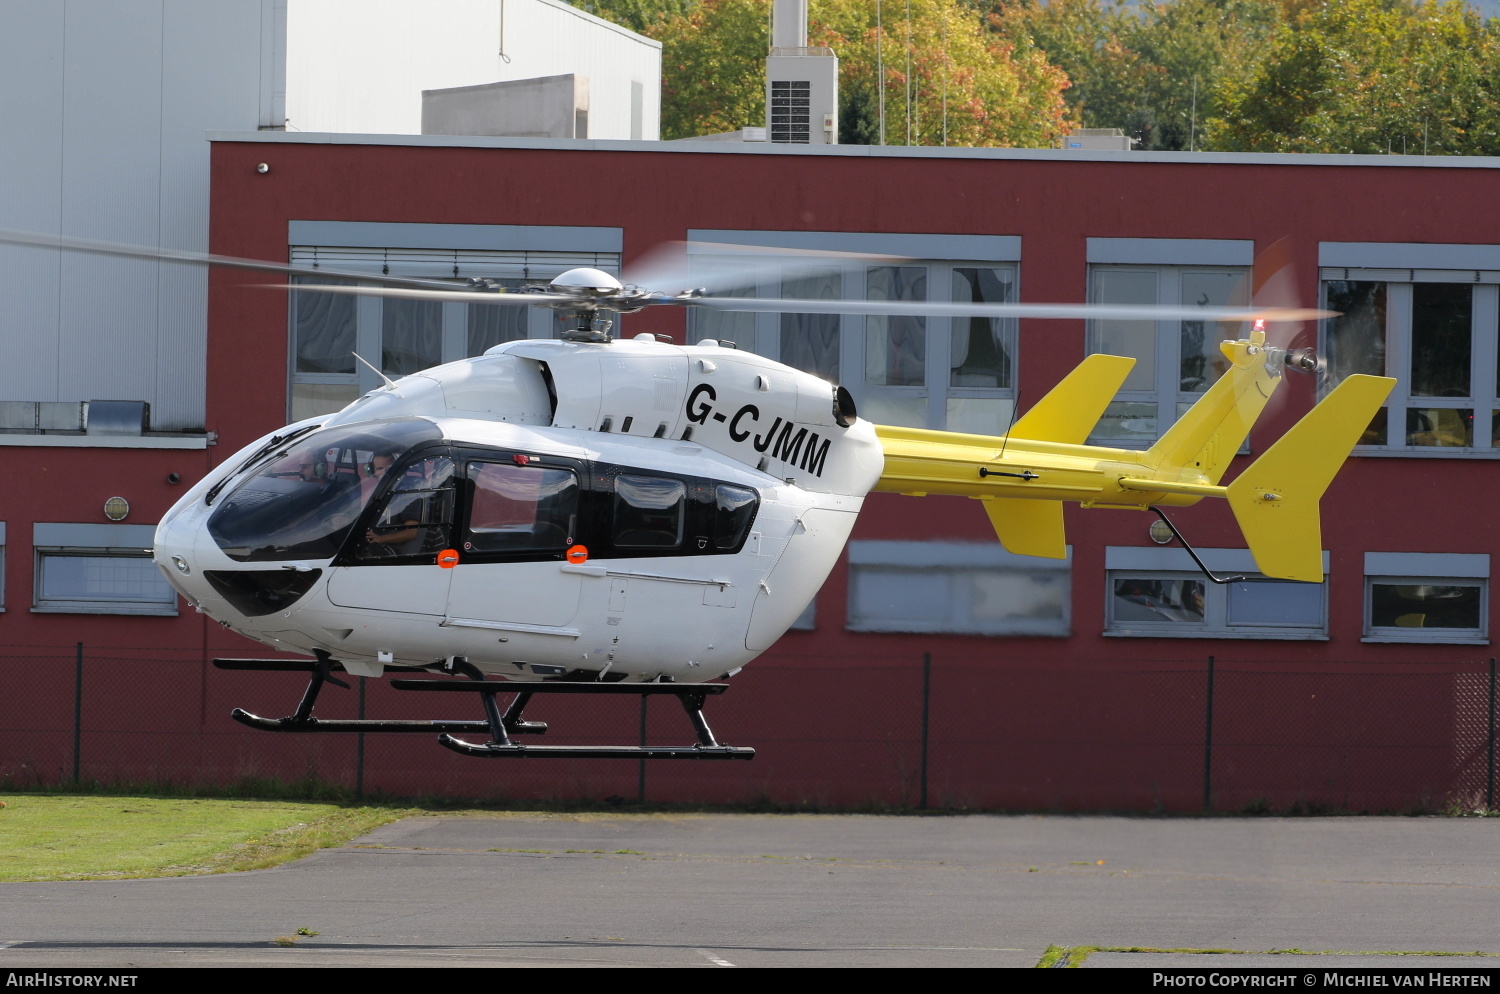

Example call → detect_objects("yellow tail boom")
873 333 1394 582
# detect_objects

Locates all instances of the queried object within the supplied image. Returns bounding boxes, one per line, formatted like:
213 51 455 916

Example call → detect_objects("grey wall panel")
152 1 269 430
59 1 165 408
0 1 282 428
0 2 65 402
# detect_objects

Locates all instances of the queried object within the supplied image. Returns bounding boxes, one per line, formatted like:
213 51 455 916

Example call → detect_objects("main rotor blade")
622 240 913 297
265 283 576 306
0 227 474 293
678 296 1336 322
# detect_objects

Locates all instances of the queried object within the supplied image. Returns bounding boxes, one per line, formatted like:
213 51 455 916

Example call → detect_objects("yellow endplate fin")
1009 354 1136 445
981 498 1067 559
1227 374 1396 582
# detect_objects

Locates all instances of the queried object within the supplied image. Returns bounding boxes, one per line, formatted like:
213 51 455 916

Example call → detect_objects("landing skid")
214 652 754 760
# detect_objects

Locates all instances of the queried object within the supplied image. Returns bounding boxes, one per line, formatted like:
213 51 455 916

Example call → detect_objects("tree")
986 0 1282 151
807 0 1071 148
1207 0 1500 155
649 1 770 139
587 0 1070 146
569 0 697 35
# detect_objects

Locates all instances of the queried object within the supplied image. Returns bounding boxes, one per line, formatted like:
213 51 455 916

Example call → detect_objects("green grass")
0 795 414 881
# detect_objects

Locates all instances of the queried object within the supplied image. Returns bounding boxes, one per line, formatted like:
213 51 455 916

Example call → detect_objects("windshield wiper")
205 423 323 506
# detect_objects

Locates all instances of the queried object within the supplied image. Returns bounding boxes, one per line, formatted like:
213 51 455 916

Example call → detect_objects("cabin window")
846 540 1070 637
713 485 758 550
612 475 685 549
1321 271 1500 455
462 461 578 556
1103 548 1328 640
348 455 455 561
1363 553 1488 644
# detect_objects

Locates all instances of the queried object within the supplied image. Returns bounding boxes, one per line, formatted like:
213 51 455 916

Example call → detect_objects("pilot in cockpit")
362 451 422 551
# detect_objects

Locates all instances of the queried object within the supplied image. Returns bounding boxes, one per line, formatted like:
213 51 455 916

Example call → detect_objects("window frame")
685 230 1022 432
31 522 177 617
1362 552 1489 644
1319 265 1500 458
846 540 1071 637
1086 239 1260 449
286 222 624 422
1104 546 1329 640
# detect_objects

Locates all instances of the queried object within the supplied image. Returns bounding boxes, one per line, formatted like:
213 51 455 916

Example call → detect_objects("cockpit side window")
349 454 456 561
463 460 578 557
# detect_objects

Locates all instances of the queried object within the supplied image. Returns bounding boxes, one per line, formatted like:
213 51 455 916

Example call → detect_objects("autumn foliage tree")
616 0 1070 146
1207 0 1500 155
583 0 1500 156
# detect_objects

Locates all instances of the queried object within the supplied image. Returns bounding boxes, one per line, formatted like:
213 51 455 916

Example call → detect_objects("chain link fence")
0 646 1493 813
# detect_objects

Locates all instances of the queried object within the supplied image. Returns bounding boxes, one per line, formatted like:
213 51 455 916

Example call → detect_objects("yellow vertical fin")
1227 374 1395 582
1009 354 1135 444
981 497 1068 559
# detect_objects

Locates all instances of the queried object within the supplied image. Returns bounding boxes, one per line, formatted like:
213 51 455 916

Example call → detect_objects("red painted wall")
6 140 1497 811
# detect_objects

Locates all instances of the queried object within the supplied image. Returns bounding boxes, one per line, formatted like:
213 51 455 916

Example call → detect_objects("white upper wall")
285 0 661 140
0 0 284 431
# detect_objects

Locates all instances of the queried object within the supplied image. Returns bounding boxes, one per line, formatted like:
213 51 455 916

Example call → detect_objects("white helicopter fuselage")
153 337 884 683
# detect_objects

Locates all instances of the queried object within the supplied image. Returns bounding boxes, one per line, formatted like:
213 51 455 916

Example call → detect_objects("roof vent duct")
86 400 148 436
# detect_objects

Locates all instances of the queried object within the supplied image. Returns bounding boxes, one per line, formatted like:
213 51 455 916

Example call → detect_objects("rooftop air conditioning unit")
766 0 837 145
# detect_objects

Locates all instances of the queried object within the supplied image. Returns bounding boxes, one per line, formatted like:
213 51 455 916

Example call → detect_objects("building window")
1085 239 1254 447
1363 552 1488 644
686 231 1020 432
1104 547 1328 640
847 540 1070 636
1320 259 1500 455
285 222 624 422
32 523 176 617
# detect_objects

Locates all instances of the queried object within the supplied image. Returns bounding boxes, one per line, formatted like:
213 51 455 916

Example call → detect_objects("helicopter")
1 228 1395 759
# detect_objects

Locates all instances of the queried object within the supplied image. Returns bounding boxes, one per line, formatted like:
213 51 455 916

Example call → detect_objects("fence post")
72 642 83 785
638 695 648 804
1488 658 1495 813
356 677 366 801
1203 655 1215 813
920 652 931 810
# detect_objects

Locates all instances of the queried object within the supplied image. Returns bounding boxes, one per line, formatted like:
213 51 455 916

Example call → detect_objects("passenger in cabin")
366 450 398 479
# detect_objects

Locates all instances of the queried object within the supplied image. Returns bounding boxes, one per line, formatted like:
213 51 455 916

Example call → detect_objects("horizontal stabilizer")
1227 374 1395 582
1009 354 1135 444
981 498 1067 559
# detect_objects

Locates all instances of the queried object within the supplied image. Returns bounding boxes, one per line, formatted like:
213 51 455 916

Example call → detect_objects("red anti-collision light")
438 549 460 569
512 453 529 465
566 545 589 565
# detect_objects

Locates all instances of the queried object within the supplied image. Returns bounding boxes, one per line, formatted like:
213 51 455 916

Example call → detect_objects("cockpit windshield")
208 419 442 562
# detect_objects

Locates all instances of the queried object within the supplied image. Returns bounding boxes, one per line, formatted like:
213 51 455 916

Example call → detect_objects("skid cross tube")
216 662 751 757
217 654 544 735
387 680 753 760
